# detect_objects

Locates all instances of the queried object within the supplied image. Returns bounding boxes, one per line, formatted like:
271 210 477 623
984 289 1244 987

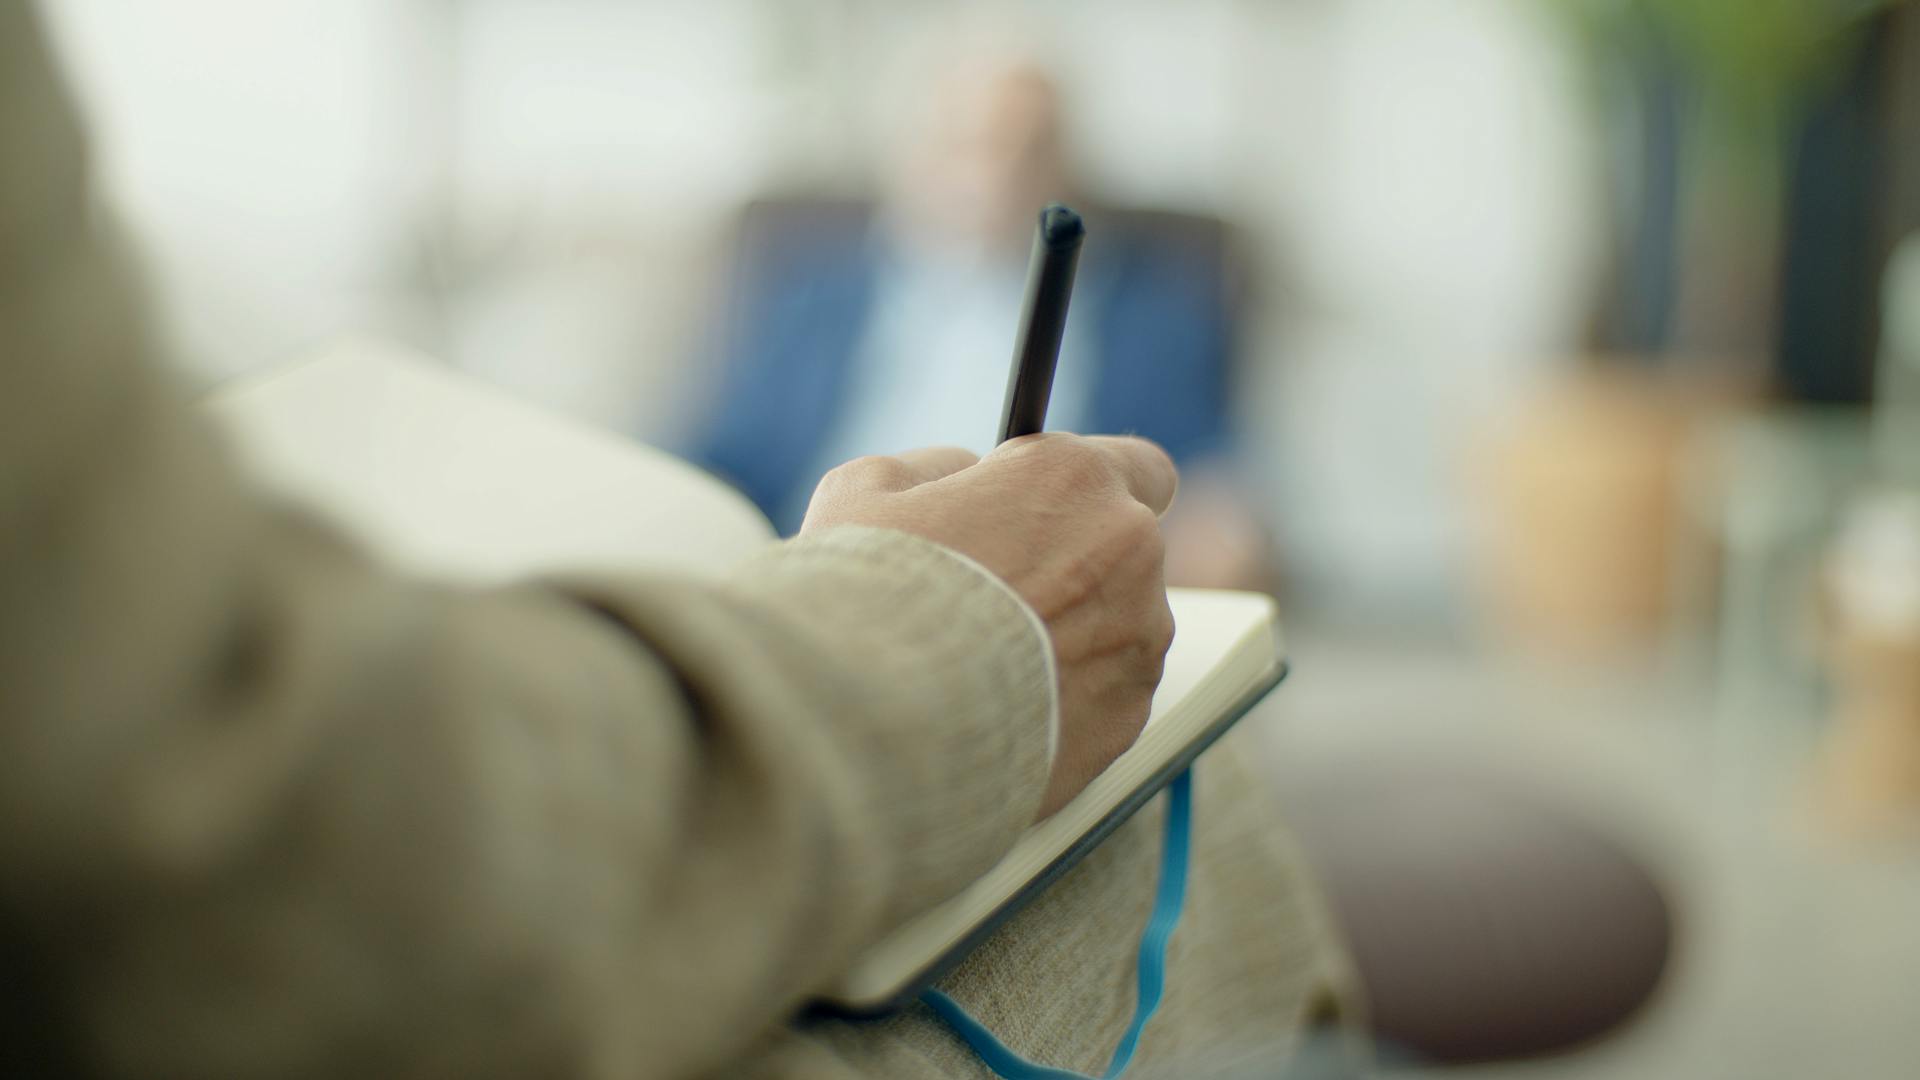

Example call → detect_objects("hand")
802 435 1178 818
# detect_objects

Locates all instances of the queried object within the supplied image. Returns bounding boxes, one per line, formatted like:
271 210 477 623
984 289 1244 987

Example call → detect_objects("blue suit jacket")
685 200 1240 532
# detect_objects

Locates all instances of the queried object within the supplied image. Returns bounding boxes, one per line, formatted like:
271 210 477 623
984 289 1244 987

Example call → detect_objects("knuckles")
1049 439 1120 493
1006 436 1118 496
1146 600 1177 662
820 454 914 497
1113 500 1164 550
1100 502 1167 579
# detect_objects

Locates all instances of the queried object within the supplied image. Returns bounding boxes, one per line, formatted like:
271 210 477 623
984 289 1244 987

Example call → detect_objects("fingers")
817 447 981 500
994 433 1180 515
1078 435 1179 516
821 436 1176 518
891 446 981 486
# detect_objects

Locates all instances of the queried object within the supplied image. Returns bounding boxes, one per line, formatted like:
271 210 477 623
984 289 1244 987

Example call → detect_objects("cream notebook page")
209 345 1284 1011
209 344 776 581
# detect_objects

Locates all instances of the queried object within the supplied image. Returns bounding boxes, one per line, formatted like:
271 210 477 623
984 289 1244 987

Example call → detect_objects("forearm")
16 515 1051 1080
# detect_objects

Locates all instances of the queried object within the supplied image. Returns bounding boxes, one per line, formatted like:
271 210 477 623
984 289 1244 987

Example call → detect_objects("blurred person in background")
683 48 1273 590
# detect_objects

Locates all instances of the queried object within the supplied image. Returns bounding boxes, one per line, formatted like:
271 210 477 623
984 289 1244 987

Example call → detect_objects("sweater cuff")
729 525 1056 912
730 522 1058 787
558 523 1058 926
860 531 1059 768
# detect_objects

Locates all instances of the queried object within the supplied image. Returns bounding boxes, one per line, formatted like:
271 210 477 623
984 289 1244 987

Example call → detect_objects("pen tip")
1038 204 1085 250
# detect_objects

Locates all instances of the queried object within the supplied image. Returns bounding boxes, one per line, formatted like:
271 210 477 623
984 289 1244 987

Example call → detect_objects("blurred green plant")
1558 0 1901 133
1550 0 1912 362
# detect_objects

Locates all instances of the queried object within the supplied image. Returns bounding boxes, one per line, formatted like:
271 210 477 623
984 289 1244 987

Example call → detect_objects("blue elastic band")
921 769 1194 1079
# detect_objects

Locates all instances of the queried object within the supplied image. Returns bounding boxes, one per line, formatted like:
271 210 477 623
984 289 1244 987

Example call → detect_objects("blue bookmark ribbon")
920 768 1195 1079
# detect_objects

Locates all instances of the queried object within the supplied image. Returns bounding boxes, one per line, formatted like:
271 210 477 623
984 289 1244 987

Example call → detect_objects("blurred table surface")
1248 618 1920 1080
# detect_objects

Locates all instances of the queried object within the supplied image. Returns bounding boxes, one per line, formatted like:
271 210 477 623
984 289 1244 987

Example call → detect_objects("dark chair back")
0 924 85 1078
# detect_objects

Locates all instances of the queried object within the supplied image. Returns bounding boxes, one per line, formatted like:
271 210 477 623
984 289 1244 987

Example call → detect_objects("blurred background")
40 1 1920 1076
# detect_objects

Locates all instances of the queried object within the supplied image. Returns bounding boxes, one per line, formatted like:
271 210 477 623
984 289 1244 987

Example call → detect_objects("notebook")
207 343 1288 1015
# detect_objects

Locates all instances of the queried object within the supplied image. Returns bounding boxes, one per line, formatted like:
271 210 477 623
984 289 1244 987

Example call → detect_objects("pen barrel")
998 227 1083 443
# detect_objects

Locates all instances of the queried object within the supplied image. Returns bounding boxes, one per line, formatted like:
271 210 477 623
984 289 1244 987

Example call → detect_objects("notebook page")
209 344 778 583
1141 589 1274 729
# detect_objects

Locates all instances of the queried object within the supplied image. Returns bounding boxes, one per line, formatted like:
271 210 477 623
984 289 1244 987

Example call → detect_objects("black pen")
997 203 1085 444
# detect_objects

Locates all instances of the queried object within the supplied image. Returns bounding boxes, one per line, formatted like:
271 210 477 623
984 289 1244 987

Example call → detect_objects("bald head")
892 56 1073 254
